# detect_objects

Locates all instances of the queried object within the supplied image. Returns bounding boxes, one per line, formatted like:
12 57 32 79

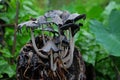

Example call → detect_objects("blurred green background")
0 0 120 80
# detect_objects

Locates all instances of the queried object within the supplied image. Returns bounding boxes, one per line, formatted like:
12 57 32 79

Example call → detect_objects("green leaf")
0 5 4 9
103 1 117 16
4 65 15 78
0 60 8 66
0 60 9 76
0 59 15 78
0 48 13 58
90 10 120 56
0 74 3 78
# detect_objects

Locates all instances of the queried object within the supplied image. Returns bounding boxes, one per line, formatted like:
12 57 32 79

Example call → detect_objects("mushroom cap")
64 13 86 24
41 40 60 53
45 10 63 18
60 23 83 36
18 20 39 29
52 15 63 26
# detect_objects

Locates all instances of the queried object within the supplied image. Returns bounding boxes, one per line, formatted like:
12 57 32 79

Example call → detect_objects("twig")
12 0 19 55
0 24 14 27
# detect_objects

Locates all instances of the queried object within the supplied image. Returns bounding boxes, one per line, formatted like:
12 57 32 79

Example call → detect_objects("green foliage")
0 0 43 79
75 29 107 65
88 1 120 80
0 48 16 79
90 10 120 56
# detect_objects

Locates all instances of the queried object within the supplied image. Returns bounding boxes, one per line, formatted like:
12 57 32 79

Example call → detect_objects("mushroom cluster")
17 10 86 80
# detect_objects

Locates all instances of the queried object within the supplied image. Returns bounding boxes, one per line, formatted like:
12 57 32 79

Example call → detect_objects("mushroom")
30 28 48 58
62 28 74 68
40 40 60 53
62 47 69 58
60 11 70 23
39 40 60 71
44 10 63 18
60 23 82 36
37 16 47 24
17 16 54 31
18 10 86 72
18 20 39 29
52 15 63 26
64 13 86 24
50 51 57 71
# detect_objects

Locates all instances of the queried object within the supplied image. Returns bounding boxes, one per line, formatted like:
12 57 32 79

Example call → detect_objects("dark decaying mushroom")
17 10 86 80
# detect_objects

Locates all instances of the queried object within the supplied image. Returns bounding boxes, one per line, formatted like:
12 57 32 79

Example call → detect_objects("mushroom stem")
41 25 46 45
63 28 74 68
62 47 70 63
62 47 68 58
30 28 48 58
50 50 57 71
